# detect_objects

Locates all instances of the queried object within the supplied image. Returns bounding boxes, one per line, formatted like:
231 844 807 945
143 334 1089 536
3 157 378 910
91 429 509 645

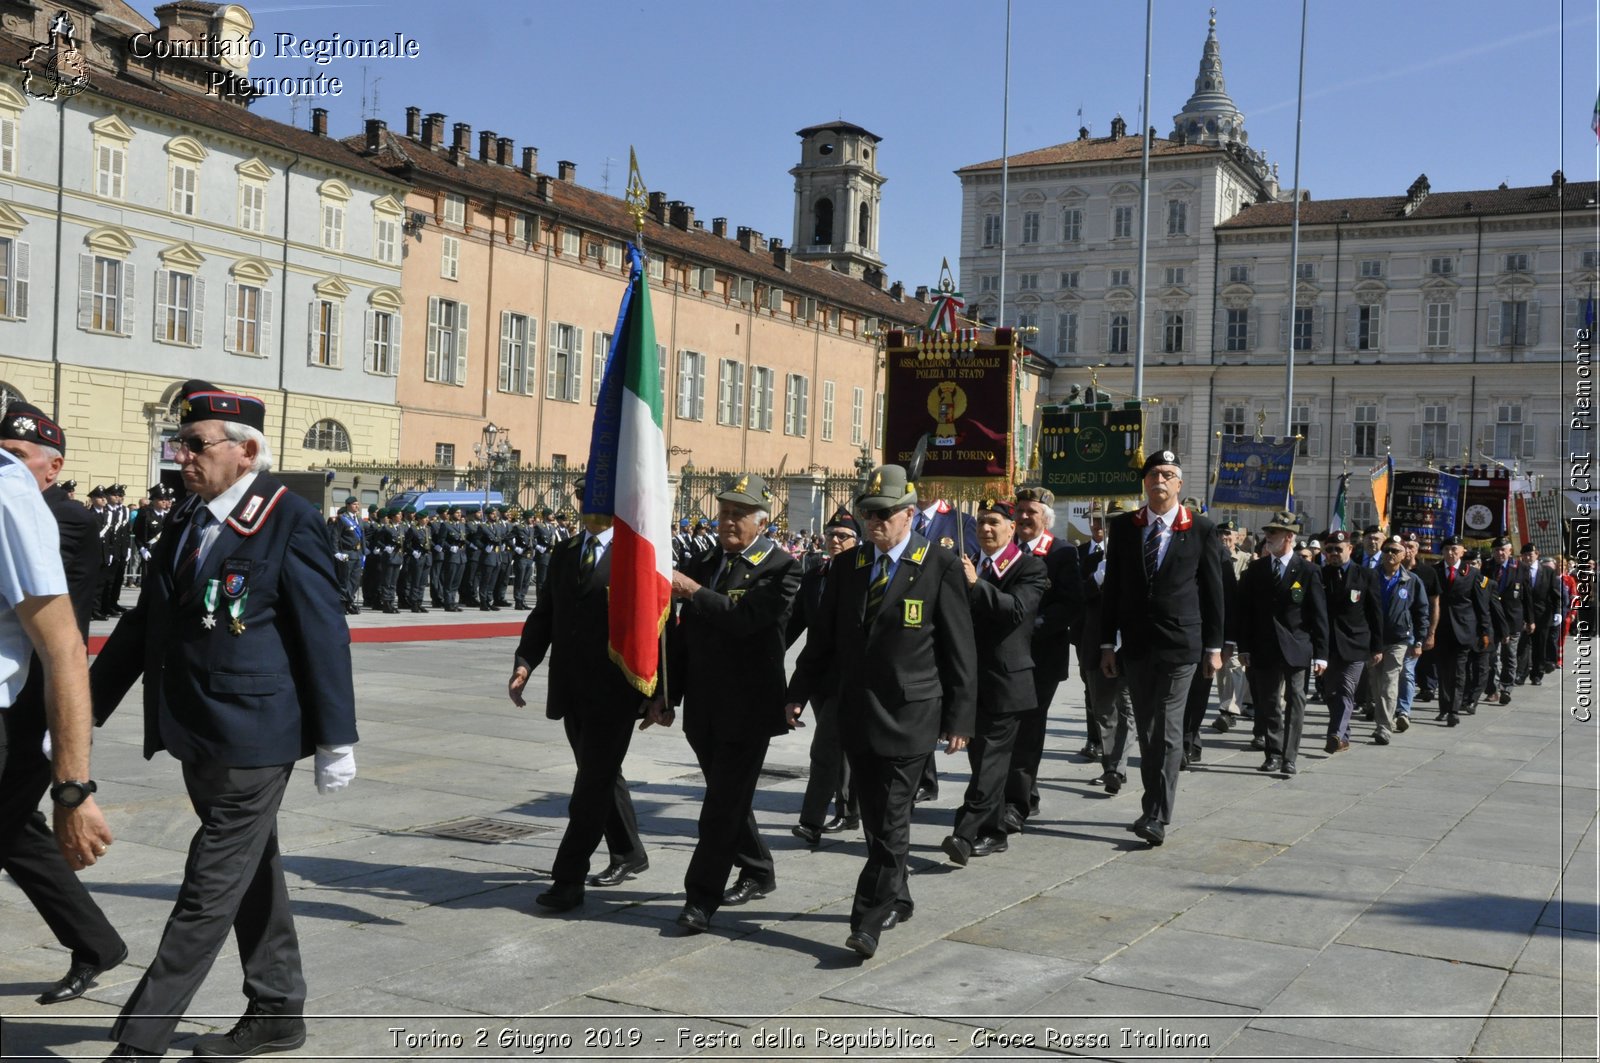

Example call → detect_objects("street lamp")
473 422 512 513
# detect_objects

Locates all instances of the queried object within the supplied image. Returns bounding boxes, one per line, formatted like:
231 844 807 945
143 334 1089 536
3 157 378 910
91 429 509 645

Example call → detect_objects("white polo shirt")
0 448 67 707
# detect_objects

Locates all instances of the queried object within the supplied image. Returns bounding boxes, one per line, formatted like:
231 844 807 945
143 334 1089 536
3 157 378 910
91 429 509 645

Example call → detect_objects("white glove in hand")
335 552 348 561
315 745 357 794
41 729 52 760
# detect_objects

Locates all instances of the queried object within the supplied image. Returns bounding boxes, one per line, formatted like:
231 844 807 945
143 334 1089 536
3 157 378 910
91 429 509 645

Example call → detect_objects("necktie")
580 534 599 577
715 552 740 592
1143 517 1164 581
863 554 890 627
914 513 929 536
1018 542 1032 556
1273 557 1284 583
1448 566 1456 584
981 555 995 579
173 508 211 587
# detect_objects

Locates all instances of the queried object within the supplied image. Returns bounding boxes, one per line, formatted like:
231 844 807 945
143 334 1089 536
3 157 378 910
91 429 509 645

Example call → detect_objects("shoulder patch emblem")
909 543 929 564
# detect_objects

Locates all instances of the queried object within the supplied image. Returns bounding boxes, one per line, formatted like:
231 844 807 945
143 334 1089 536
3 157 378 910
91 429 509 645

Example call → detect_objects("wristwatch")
50 779 98 808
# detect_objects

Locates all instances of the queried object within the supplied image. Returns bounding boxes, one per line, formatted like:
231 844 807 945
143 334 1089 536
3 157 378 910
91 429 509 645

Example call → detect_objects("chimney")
1553 169 1566 190
914 284 929 301
648 191 667 223
864 266 885 290
668 201 694 230
496 137 513 166
405 106 421 139
772 241 790 271
364 118 385 153
737 226 763 252
536 174 552 202
557 160 576 182
422 112 445 149
1078 126 1089 141
1110 114 1126 138
310 107 327 137
520 146 538 177
450 122 471 165
712 217 728 238
1148 125 1156 145
478 130 495 163
889 281 905 301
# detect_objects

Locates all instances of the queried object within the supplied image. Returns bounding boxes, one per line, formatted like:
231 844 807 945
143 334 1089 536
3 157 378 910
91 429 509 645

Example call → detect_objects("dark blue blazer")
91 473 358 767
915 505 980 562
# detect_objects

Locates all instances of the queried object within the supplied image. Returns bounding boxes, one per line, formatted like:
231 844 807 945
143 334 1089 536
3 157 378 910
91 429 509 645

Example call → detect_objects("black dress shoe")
1324 735 1342 754
721 877 776 906
1128 814 1150 833
821 814 859 834
881 906 912 930
104 1044 159 1062
1446 713 1460 727
940 834 972 866
845 930 878 957
1259 756 1282 773
1499 691 1512 705
535 881 585 911
1188 742 1203 763
1133 819 1166 846
1104 771 1124 795
1246 736 1264 751
38 945 127 1004
913 785 939 803
1282 761 1298 776
792 823 822 846
676 904 711 933
1212 713 1234 733
1078 743 1103 760
970 834 1008 858
192 1008 307 1057
588 855 648 887
1000 807 1025 835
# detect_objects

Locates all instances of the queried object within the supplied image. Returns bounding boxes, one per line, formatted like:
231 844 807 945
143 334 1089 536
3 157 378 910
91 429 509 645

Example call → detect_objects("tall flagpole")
1133 0 1153 400
997 0 1013 330
1283 0 1309 435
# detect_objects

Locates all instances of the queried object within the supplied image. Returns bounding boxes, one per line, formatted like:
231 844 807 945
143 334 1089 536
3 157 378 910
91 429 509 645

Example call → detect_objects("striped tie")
1143 517 1164 581
580 534 599 577
173 508 211 588
863 554 890 627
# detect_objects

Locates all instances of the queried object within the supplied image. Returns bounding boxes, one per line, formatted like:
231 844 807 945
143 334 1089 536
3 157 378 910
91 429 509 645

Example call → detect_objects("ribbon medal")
201 579 220 630
221 561 251 636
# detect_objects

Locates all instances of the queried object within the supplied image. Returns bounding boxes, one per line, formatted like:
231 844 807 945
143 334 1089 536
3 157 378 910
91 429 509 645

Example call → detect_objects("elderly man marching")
658 474 799 935
940 499 1048 866
92 380 358 1062
1098 451 1225 847
1369 534 1430 741
786 465 974 957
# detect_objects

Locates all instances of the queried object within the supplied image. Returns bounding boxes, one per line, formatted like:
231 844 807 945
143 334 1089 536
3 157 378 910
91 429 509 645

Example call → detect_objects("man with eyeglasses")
1399 533 1440 722
1099 452 1225 846
1371 535 1429 741
786 508 863 845
1318 530 1383 750
92 380 358 1063
658 474 799 935
786 465 974 958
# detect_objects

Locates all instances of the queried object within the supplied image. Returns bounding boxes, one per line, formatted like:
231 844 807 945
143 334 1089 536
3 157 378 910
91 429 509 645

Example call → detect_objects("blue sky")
245 0 1597 291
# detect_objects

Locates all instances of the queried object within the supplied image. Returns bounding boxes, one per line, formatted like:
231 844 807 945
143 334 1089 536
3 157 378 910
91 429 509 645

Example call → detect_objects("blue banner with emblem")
1390 470 1463 553
1211 436 1296 508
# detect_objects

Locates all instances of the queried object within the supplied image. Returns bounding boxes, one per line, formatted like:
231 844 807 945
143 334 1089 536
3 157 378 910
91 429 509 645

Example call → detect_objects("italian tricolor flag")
586 243 672 694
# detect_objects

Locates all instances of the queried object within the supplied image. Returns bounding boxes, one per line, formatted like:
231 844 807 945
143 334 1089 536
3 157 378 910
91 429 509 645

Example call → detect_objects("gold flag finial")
624 146 648 238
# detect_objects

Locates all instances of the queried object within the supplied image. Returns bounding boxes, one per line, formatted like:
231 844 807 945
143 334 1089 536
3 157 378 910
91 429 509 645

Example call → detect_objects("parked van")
386 490 505 514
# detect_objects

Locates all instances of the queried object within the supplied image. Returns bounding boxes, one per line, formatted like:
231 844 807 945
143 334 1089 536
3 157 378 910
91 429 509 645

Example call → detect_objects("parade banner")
1211 436 1296 508
1458 474 1510 540
1037 407 1144 499
882 328 1014 489
1370 456 1394 530
1389 470 1462 553
1514 489 1564 557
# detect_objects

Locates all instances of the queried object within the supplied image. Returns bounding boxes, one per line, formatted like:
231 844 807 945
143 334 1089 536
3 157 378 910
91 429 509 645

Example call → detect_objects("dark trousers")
1517 624 1550 681
918 749 939 795
97 559 123 614
683 730 773 914
442 557 465 607
430 553 445 604
1493 638 1518 694
476 556 502 605
512 556 534 605
551 711 644 885
1122 657 1194 826
1181 669 1212 748
799 695 856 829
1006 670 1060 821
405 555 431 607
954 711 1019 842
1416 647 1438 694
461 556 479 603
115 762 301 1055
340 555 361 608
535 553 552 590
0 714 125 968
1324 658 1366 740
845 749 921 936
1247 664 1309 762
1436 642 1473 717
379 559 403 608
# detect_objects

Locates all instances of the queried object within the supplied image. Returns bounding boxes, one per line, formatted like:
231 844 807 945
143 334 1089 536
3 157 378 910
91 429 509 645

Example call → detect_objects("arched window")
303 418 351 452
857 203 870 247
811 198 833 245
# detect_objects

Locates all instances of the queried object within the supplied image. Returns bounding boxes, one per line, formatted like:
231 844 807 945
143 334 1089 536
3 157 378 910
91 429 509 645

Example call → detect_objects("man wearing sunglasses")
785 465 975 959
1098 451 1225 846
92 380 358 1063
1371 535 1429 741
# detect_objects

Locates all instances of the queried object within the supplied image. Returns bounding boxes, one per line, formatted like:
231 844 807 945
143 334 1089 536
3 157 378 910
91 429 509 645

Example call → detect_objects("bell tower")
790 121 885 278
1170 8 1248 148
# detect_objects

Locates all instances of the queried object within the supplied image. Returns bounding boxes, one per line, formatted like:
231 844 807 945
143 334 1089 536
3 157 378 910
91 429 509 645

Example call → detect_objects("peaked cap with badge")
176 378 267 431
0 400 68 454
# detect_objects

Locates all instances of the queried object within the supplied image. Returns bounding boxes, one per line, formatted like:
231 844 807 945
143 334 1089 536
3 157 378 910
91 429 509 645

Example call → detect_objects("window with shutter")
453 303 469 386
0 237 25 319
425 296 441 381
0 114 15 175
